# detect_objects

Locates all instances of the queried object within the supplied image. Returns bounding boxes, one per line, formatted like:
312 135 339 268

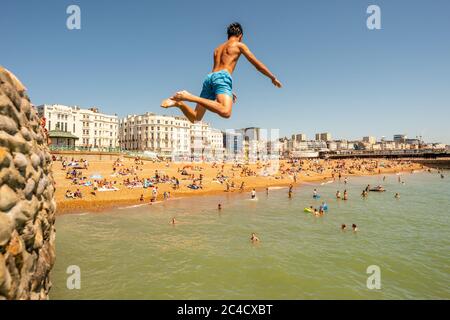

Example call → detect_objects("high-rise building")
292 133 307 142
37 104 119 149
223 130 244 160
315 132 332 141
393 134 407 143
363 136 376 144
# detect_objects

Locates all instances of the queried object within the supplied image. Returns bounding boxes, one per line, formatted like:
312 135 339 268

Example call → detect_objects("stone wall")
0 66 56 300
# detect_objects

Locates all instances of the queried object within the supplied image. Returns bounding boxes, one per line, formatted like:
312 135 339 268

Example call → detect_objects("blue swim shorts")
199 70 233 100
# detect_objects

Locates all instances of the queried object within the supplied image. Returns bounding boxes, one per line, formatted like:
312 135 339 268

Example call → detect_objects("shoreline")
55 165 425 216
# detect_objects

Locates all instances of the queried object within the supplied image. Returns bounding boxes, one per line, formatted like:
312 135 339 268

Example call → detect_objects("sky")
1 0 449 143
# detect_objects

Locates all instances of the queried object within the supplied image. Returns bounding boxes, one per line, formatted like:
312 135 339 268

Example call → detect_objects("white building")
209 128 225 160
119 113 225 161
119 113 191 157
37 104 119 149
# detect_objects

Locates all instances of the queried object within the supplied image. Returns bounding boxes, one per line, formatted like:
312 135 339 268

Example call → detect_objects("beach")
53 154 425 214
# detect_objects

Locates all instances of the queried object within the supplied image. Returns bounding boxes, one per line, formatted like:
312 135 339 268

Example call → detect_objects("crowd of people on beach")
53 154 447 245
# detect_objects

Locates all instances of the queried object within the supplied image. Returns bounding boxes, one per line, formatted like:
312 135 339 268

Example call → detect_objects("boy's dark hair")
227 22 243 38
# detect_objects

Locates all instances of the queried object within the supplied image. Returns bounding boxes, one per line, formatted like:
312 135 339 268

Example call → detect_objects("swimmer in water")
336 190 341 199
395 193 400 199
341 224 346 231
170 218 177 225
288 184 293 198
352 224 358 232
250 233 260 243
218 203 222 210
251 188 256 199
343 189 348 200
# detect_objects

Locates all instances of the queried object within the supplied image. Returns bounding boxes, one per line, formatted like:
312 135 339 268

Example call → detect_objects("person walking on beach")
161 22 282 122
151 186 158 202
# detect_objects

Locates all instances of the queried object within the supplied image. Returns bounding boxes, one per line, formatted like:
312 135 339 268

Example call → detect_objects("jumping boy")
161 22 282 122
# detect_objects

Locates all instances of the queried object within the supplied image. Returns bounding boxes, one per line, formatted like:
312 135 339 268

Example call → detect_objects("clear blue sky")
2 0 449 143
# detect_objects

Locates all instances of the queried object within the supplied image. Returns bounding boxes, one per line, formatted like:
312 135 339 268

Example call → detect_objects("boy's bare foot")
172 90 193 101
161 98 178 108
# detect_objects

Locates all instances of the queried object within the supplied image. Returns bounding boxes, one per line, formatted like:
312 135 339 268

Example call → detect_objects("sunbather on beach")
161 22 282 122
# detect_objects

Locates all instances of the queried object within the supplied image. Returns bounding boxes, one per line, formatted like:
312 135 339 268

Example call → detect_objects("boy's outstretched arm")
238 43 282 88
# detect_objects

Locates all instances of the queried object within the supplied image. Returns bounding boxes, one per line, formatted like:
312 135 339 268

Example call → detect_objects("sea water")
50 171 450 299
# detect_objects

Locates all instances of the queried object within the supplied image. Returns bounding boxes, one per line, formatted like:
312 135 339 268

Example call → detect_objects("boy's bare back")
212 40 242 74
212 39 282 89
